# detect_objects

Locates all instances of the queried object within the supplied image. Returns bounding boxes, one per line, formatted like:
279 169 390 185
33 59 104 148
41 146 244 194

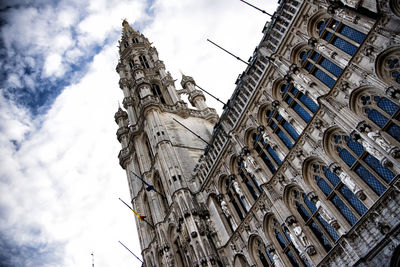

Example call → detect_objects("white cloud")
44 53 63 77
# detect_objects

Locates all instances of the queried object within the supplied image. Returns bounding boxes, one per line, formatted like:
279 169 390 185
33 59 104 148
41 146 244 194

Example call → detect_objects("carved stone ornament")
386 86 400 101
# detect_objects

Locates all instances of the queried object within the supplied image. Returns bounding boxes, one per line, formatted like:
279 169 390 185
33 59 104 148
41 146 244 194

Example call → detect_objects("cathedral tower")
115 20 220 266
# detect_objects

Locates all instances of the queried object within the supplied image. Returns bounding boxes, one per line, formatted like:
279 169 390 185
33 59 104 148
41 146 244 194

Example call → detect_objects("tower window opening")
124 42 128 48
129 60 134 69
133 37 139 44
139 55 150 68
152 84 166 104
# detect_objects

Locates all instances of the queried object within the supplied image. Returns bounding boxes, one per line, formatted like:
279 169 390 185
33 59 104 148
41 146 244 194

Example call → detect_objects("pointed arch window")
333 134 396 196
132 37 139 44
300 49 343 88
265 108 299 149
237 159 262 201
252 132 281 173
360 94 400 143
252 237 275 267
226 179 247 220
152 84 166 104
292 190 339 252
387 56 400 84
139 55 150 68
317 18 366 56
281 83 319 123
312 163 367 226
271 218 305 267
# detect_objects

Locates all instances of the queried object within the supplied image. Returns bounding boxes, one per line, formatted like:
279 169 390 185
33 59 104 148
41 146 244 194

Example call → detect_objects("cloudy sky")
0 0 277 266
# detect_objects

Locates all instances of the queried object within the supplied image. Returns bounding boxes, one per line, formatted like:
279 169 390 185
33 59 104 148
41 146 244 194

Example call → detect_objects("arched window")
124 42 129 48
151 84 166 104
281 83 319 123
139 55 150 68
292 189 339 252
376 47 400 86
225 178 247 220
270 218 305 267
132 37 139 44
250 236 275 267
265 107 299 149
311 162 367 226
237 158 262 201
317 18 366 56
332 133 396 196
300 48 343 88
359 93 400 143
252 132 281 173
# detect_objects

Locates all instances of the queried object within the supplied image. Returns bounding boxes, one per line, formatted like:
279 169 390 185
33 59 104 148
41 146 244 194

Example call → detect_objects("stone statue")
278 107 292 123
244 155 258 174
289 232 303 252
233 181 245 199
367 130 400 158
272 251 284 267
359 137 390 166
334 167 365 199
292 222 309 248
315 200 335 224
220 200 231 218
262 132 278 149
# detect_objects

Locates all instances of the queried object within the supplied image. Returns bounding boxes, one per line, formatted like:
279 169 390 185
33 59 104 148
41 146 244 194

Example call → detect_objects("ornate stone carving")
329 163 366 200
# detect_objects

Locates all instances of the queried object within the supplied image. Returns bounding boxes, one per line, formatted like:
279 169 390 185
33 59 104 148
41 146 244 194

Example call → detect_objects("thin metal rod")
207 39 250 66
118 241 143 263
173 118 211 146
91 253 94 267
195 84 226 106
239 0 273 16
131 171 168 200
118 198 155 228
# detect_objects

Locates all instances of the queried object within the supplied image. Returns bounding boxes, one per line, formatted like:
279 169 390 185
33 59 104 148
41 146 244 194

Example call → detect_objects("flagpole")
239 0 273 16
194 84 226 107
118 198 155 228
130 171 168 200
207 39 250 66
172 118 211 146
118 241 143 263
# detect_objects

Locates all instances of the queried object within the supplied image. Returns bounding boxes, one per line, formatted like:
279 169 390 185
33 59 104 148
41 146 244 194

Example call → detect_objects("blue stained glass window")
311 52 320 61
367 109 389 128
310 221 332 251
346 137 364 156
331 195 358 225
293 102 311 122
324 169 341 186
277 129 293 148
267 146 281 165
316 176 333 195
364 154 395 183
275 229 288 248
313 68 335 88
296 202 311 221
285 96 294 105
258 250 270 267
339 25 366 44
332 37 357 55
304 193 317 213
270 121 277 129
305 62 313 71
246 180 258 200
318 20 328 34
290 87 299 95
281 84 289 94
301 50 311 64
354 165 386 195
377 97 399 115
338 185 367 216
299 94 318 113
339 148 357 166
283 122 299 140
320 58 343 77
261 152 276 173
323 31 333 41
388 124 400 142
329 20 340 30
317 215 339 241
287 251 300 267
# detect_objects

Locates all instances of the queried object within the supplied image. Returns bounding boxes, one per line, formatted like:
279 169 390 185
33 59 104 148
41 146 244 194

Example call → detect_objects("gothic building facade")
114 0 400 266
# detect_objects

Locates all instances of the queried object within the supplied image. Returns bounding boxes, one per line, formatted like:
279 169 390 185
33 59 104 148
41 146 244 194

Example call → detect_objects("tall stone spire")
114 20 219 266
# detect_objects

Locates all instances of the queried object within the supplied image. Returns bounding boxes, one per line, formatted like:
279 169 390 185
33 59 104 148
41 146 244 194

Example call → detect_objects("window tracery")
269 217 306 267
280 83 319 123
376 47 400 87
316 18 366 56
237 157 262 201
249 236 276 267
291 189 339 252
357 92 400 143
252 129 281 174
329 131 396 196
